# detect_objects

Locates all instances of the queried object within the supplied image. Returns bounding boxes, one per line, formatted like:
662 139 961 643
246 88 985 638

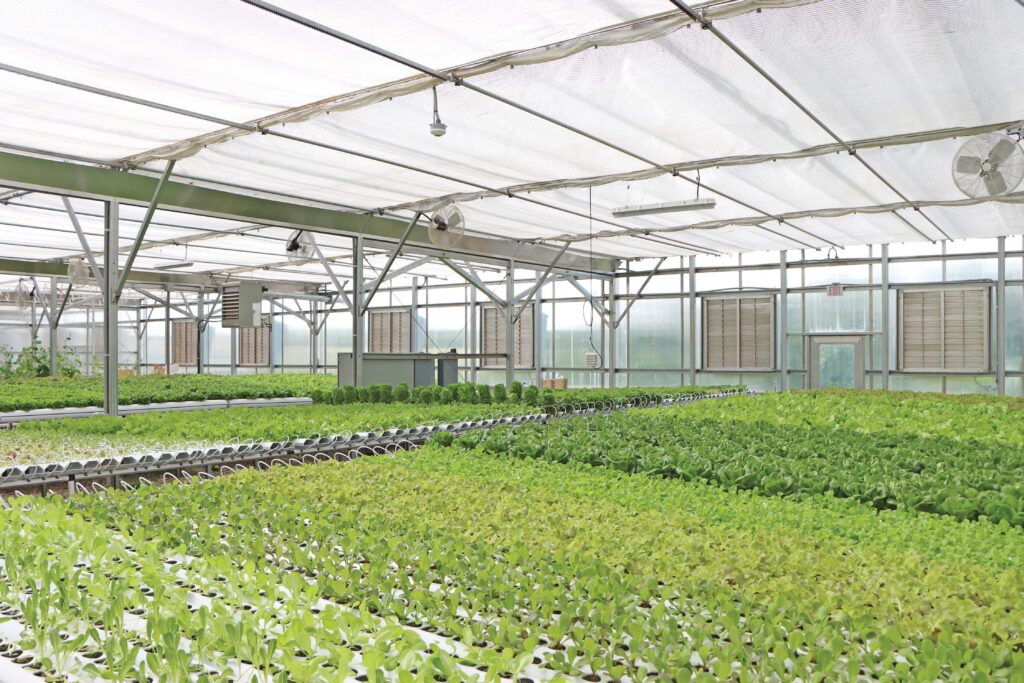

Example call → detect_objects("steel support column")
997 236 1006 395
469 287 478 384
48 277 58 377
780 250 788 391
881 244 890 390
197 290 205 374
688 256 697 386
505 260 515 388
607 276 617 388
352 236 364 386
163 287 171 374
410 277 421 353
534 273 543 388
102 202 119 416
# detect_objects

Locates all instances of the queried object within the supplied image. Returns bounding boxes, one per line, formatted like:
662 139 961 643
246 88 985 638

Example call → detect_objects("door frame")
808 335 866 389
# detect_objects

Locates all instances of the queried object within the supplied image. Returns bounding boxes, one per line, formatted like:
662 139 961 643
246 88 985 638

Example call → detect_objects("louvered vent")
222 287 240 324
900 287 988 371
171 319 198 366
703 296 774 370
368 309 413 353
238 316 271 367
481 303 534 368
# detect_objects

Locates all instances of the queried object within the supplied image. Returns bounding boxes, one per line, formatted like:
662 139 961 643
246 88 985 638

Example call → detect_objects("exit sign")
826 283 844 297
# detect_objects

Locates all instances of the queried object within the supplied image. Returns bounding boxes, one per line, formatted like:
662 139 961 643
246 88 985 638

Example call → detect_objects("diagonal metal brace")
116 160 176 299
439 257 505 308
360 211 422 316
62 197 104 292
615 257 667 327
566 275 611 323
512 241 569 325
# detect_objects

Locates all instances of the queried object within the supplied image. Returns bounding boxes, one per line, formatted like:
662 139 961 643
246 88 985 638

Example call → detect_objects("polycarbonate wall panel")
626 299 682 370
802 291 870 333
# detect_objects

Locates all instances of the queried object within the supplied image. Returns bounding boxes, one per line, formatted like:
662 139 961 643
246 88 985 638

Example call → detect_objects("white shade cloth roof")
0 0 1022 277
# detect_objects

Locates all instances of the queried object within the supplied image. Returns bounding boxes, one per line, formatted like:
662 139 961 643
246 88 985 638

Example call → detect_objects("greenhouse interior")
0 0 1022 681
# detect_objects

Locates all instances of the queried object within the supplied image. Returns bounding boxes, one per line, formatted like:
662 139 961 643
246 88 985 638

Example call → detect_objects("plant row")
694 389 1024 448
12 447 1015 681
1 387 740 466
0 372 739 413
0 374 339 412
450 393 1024 526
314 382 733 408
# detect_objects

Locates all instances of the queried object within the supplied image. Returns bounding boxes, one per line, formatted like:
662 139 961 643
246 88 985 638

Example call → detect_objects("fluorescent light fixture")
153 261 194 271
611 197 716 218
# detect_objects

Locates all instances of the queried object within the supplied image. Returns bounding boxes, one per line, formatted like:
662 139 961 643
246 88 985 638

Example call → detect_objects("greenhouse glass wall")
1 237 1014 397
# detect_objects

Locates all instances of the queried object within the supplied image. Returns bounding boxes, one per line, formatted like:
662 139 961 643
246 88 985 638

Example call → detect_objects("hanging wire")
584 187 603 369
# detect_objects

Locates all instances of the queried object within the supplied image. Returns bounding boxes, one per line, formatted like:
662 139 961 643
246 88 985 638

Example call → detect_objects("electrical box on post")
221 282 264 327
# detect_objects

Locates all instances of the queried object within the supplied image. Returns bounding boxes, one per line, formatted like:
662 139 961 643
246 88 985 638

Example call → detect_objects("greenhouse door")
809 336 865 389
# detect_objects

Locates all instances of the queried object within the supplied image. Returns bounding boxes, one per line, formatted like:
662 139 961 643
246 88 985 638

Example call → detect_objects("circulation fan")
952 132 1024 198
428 204 466 248
285 230 317 262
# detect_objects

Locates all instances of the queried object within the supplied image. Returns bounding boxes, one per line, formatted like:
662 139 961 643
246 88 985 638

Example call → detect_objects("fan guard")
952 133 1024 199
428 204 466 248
285 230 317 262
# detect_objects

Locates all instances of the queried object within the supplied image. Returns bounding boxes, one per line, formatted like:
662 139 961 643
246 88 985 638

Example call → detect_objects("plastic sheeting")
0 0 1023 260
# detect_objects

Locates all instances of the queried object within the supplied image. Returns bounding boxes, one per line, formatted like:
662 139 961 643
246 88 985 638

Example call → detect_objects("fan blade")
984 171 1008 196
956 156 983 174
989 138 1018 165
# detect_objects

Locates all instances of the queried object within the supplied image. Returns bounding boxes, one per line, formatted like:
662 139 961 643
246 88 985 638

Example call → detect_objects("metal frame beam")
666 0 950 243
62 197 104 291
131 287 196 320
512 242 569 324
615 257 667 327
364 255 433 288
384 118 1024 213
564 275 610 323
0 63 636 262
360 212 422 315
115 160 176 299
438 258 506 308
239 0 835 250
0 150 616 273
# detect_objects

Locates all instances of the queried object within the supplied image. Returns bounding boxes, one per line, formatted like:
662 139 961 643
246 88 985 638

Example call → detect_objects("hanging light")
429 86 447 137
67 257 90 286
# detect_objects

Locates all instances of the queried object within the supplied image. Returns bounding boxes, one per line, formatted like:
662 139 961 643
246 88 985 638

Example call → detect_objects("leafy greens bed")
0 374 339 412
455 391 1024 526
0 386 736 465
0 372 740 413
2 448 1021 681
